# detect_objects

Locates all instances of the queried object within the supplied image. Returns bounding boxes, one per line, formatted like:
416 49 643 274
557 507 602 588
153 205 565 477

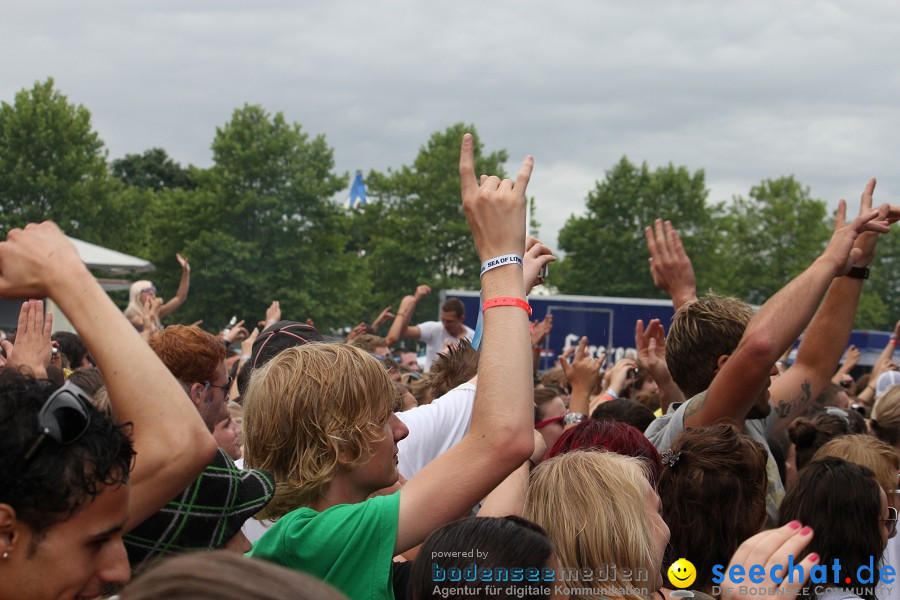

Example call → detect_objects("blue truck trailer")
441 290 675 371
441 290 893 372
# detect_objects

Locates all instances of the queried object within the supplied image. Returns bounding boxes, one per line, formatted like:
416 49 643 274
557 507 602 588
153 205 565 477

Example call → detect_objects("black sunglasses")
205 375 233 393
884 506 898 539
22 380 93 464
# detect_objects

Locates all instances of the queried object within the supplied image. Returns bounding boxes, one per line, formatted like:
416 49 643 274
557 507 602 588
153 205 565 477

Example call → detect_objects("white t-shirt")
417 321 475 372
396 382 477 480
235 457 274 544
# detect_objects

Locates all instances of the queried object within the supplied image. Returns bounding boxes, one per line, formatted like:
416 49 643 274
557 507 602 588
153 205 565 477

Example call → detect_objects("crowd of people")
2 136 900 600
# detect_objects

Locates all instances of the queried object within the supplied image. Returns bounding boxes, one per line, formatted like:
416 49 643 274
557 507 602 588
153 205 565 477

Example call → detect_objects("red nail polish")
801 526 812 535
809 553 819 562
788 520 801 529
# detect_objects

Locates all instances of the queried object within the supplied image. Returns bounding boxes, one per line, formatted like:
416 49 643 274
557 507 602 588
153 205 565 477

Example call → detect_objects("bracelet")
480 254 523 277
604 388 619 399
240 354 251 361
891 339 897 347
482 297 532 316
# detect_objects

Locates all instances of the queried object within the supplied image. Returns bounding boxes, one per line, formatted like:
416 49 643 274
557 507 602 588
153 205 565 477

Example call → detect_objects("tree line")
1 78 897 332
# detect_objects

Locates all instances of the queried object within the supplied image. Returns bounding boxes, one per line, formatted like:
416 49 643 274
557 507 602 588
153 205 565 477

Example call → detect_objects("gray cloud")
3 0 899 251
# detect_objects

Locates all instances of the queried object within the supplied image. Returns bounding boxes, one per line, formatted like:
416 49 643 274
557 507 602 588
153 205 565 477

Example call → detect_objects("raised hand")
558 336 606 421
848 178 888 268
260 300 281 329
558 336 605 395
346 322 368 341
635 318 671 386
221 319 248 344
414 285 431 300
523 236 556 293
176 252 190 273
241 327 260 361
531 314 553 347
140 297 164 341
606 357 639 396
3 299 53 378
0 222 86 299
372 306 396 329
820 198 890 277
645 219 697 309
843 344 861 370
459 133 531 262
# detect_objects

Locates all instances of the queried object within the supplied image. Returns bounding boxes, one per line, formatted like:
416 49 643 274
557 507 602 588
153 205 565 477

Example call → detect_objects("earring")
2 551 7 559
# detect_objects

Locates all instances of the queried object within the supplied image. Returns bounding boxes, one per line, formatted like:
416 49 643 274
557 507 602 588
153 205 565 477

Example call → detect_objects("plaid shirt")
124 448 274 572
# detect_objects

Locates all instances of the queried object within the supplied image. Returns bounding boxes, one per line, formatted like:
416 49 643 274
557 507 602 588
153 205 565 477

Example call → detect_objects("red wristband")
891 338 897 346
482 296 532 316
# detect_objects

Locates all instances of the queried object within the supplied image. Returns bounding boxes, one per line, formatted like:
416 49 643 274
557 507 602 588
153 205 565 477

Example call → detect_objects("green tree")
861 229 900 330
349 124 507 317
0 78 115 240
716 177 830 305
556 157 715 298
111 148 197 191
146 105 369 330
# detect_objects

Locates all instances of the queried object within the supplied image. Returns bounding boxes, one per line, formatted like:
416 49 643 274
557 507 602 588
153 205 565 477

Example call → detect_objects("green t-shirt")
248 492 400 600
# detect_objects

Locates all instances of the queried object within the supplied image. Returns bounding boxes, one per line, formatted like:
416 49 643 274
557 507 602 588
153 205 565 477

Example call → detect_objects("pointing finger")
459 133 478 199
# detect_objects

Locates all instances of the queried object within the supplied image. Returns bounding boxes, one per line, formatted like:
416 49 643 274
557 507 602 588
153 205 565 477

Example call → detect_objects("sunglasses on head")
141 286 157 294
22 380 93 465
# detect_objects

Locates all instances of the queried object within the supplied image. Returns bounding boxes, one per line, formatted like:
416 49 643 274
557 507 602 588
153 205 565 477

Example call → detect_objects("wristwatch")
846 266 870 280
563 412 587 426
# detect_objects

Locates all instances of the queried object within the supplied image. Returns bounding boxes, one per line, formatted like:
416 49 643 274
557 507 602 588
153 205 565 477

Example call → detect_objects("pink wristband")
482 297 532 317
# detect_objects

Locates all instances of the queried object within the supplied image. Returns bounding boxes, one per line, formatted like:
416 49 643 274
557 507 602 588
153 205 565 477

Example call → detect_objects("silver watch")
563 412 586 426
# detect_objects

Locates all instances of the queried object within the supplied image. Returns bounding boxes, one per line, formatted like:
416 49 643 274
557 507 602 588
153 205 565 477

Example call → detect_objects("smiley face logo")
667 558 697 589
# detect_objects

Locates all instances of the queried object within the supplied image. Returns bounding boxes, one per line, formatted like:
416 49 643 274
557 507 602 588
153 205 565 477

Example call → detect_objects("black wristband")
846 266 870 280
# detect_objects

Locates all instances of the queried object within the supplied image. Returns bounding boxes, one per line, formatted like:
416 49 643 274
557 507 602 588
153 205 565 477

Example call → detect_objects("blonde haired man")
244 135 537 599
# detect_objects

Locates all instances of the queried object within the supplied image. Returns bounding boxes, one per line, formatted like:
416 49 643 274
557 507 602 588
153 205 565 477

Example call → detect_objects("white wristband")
480 254 523 277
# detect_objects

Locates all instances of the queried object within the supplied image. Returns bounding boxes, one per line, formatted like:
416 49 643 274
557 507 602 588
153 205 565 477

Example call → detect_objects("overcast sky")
4 1 900 250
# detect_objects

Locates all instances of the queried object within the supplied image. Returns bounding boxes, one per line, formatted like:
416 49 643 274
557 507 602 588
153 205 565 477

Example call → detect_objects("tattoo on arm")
775 378 812 421
683 396 706 419
800 378 812 403
775 400 794 419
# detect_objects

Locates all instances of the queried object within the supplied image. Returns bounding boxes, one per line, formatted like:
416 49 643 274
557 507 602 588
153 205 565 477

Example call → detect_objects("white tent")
45 238 156 333
67 236 155 275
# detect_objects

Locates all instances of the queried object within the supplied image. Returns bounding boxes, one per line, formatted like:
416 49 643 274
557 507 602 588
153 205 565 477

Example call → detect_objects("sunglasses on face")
22 380 93 465
535 411 568 429
884 506 898 539
205 375 234 393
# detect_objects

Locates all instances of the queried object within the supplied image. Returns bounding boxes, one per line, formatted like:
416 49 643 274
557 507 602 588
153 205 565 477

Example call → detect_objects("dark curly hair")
0 368 134 542
658 424 768 593
779 457 885 600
